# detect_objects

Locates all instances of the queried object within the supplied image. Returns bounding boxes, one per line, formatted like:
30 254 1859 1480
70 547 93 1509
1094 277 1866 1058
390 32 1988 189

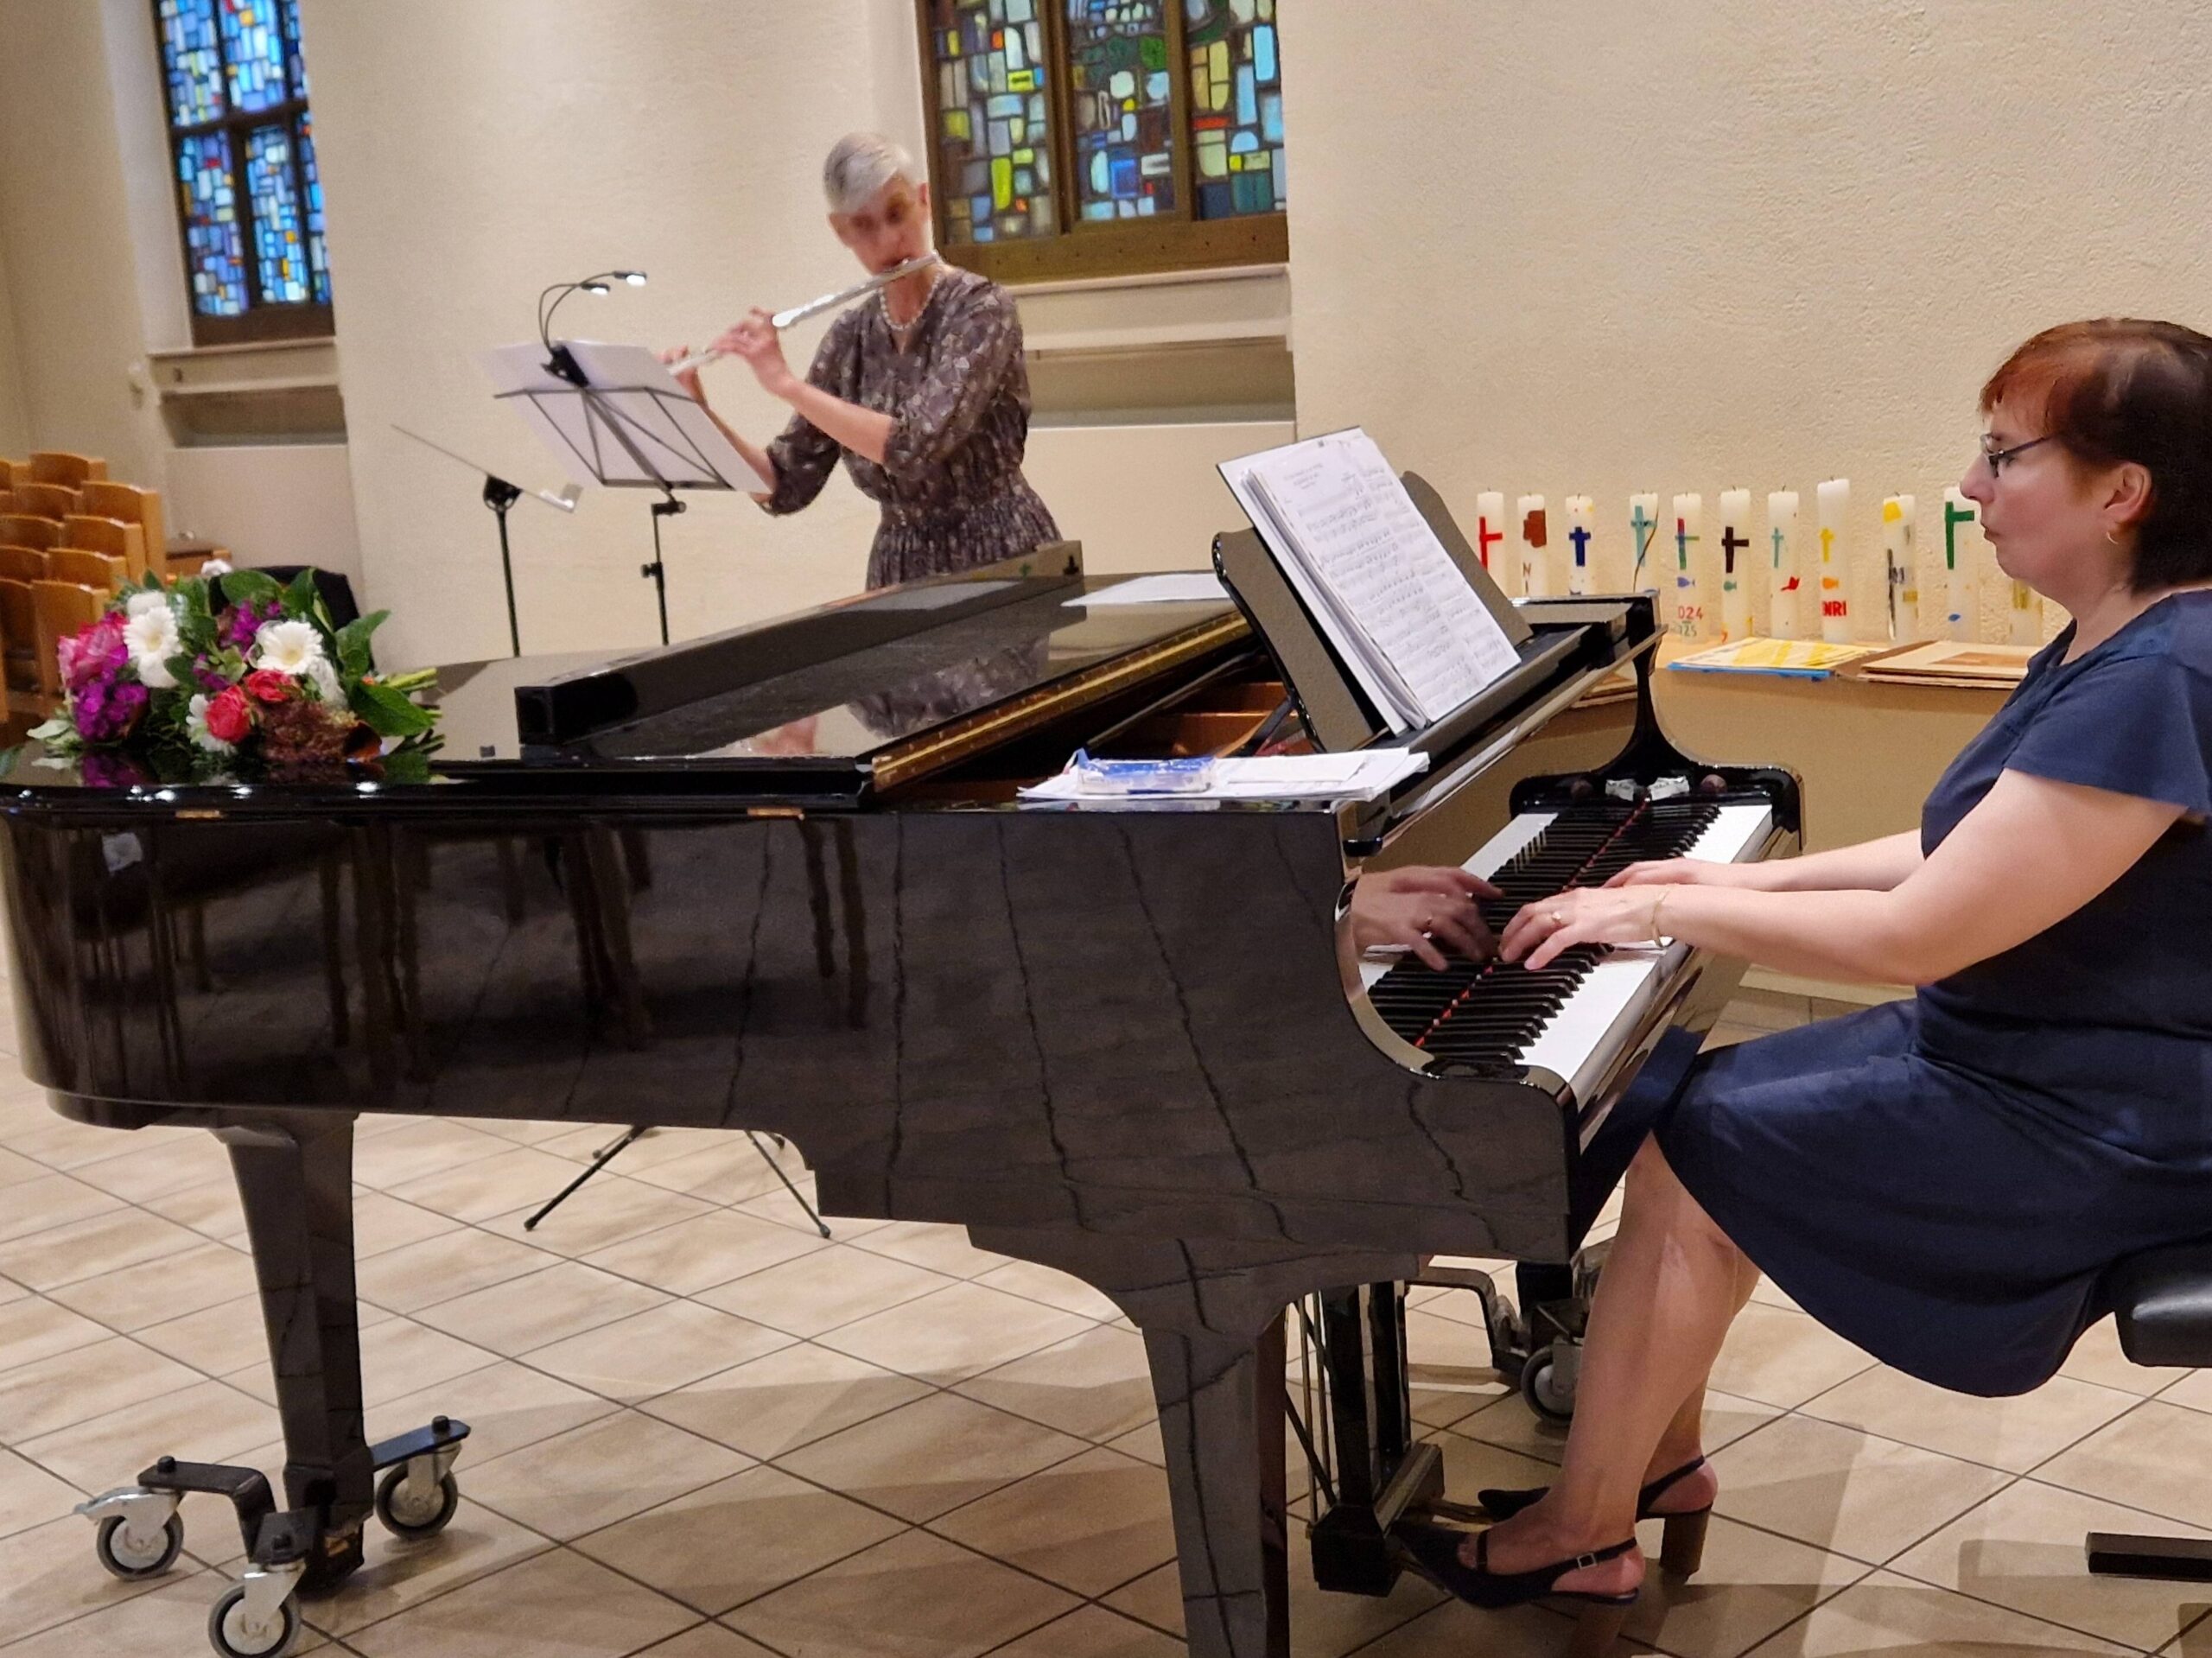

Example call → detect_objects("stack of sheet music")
1218 430 1521 733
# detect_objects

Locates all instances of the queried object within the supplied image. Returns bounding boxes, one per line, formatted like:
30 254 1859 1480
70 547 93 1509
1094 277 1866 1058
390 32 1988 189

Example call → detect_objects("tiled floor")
2 982 2209 1657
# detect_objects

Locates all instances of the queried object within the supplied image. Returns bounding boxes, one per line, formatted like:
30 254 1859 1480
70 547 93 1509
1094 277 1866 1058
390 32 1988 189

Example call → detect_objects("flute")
664 252 942 377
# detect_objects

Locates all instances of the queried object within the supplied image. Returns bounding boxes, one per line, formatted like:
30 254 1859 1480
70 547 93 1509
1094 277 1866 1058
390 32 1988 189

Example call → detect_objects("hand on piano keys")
1500 883 1671 971
1347 864 1500 970
1361 800 1775 1102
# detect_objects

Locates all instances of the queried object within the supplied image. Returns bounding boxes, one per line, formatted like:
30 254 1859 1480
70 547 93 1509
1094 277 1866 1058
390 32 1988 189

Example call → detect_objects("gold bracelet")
1649 888 1671 943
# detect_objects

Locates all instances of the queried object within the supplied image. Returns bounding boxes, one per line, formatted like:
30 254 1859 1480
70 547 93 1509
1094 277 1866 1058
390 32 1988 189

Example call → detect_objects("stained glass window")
1065 1 1175 222
178 131 247 316
159 0 223 128
925 0 1058 245
299 111 329 304
218 0 289 113
1184 0 1283 219
245 124 308 303
152 0 328 338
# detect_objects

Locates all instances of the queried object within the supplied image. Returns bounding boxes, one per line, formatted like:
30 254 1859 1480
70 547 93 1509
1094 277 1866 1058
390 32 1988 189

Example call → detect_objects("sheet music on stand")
1219 429 1521 733
480 340 753 491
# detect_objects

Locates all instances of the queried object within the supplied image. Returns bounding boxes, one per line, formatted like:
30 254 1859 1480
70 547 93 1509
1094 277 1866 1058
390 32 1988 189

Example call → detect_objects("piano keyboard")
1362 799 1774 1103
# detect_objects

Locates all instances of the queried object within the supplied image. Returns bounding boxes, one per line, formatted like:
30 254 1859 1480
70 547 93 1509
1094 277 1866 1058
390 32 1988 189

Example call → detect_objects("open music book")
1219 430 1521 733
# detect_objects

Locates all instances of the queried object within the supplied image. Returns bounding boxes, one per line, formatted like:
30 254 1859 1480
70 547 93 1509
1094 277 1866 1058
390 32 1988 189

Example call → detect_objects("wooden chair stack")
0 451 170 716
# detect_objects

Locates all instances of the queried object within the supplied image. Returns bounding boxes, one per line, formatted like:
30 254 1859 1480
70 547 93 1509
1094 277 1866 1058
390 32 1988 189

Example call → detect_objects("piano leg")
219 1111 375 1591
1143 1318 1291 1658
972 1229 1424 1658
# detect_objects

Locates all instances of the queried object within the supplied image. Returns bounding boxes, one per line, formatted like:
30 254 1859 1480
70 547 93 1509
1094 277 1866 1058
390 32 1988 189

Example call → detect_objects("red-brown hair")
1982 319 2212 591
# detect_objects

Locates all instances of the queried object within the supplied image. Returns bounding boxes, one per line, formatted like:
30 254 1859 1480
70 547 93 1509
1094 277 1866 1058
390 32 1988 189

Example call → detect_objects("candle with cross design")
1717 487 1753 640
1669 492 1704 639
1767 490 1802 638
1475 491 1506 575
1880 493 1917 641
1816 477 1851 643
1564 495 1595 594
1942 487 1979 641
1630 493 1661 589
1516 494 1549 598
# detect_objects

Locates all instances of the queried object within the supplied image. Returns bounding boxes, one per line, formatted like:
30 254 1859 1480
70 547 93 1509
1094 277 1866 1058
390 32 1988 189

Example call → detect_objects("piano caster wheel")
206 1565 303 1658
78 1488 185 1581
92 1510 185 1580
1520 1341 1579 1423
374 1462 461 1540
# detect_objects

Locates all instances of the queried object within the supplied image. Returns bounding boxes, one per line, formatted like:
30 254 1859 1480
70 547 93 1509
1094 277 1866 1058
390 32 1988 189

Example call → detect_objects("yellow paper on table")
1669 636 1885 677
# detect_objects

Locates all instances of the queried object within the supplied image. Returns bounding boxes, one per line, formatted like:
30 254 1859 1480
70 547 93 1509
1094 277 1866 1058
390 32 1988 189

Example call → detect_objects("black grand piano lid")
502 572 1238 765
0 572 1238 797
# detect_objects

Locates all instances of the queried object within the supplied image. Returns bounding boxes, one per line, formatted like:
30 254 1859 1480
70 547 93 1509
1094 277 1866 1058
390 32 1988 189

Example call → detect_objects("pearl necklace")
880 267 940 344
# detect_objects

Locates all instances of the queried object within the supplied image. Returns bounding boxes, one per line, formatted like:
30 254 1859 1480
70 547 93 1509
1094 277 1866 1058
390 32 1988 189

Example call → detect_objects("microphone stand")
484 475 524 657
394 424 575 657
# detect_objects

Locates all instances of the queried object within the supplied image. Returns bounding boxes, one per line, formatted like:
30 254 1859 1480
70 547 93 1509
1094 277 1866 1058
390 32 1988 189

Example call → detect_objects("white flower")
253 618 344 701
124 603 179 688
253 619 323 675
125 590 171 619
187 692 232 753
199 558 232 575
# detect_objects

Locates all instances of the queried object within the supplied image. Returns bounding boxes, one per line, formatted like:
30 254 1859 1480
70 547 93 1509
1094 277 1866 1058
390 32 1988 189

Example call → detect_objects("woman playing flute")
667 132 1060 589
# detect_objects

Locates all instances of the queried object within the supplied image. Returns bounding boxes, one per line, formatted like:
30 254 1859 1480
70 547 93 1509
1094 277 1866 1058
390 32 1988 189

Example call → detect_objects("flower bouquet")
31 568 442 785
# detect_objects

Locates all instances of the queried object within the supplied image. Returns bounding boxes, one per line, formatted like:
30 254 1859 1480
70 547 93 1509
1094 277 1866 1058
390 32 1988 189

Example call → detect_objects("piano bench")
2085 1241 2212 1582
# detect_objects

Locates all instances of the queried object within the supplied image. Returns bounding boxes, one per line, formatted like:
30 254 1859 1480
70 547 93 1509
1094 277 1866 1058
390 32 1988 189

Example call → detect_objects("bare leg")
1472 1139 1752 1594
1643 1250 1763 1502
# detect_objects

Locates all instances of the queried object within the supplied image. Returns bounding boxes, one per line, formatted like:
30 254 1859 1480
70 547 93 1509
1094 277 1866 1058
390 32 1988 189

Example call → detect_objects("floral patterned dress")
761 266 1061 588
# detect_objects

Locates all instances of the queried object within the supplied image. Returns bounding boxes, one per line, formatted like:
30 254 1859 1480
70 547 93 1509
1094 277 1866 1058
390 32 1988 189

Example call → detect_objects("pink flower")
244 670 294 705
60 614 127 693
73 677 148 743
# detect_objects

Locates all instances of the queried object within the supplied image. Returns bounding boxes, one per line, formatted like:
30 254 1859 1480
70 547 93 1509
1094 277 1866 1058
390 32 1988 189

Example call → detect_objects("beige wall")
0 0 163 484
1281 1 2212 645
165 444 361 586
0 236 29 459
302 0 909 665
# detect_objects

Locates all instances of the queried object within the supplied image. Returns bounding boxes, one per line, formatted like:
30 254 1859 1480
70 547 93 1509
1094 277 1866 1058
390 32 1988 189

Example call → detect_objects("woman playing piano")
1388 319 2212 1637
668 132 1060 590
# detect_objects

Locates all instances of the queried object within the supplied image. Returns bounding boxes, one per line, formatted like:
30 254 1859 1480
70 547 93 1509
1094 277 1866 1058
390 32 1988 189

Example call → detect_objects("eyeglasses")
1980 433 2058 474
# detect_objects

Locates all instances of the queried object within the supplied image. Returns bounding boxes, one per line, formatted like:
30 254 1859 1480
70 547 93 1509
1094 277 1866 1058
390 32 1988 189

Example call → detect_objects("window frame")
912 0 1289 286
151 1 334 347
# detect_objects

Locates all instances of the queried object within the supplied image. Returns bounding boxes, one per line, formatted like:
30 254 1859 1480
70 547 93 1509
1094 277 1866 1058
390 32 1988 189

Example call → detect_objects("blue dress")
1657 591 2212 1395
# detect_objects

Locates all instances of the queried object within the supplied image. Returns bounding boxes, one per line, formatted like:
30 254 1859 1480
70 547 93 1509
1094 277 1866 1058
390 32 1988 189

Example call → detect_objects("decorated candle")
1816 478 1851 643
1767 490 1802 638
2009 578 2042 645
1879 493 1917 641
1717 487 1753 640
1669 492 1704 639
1564 495 1596 595
1942 488 1980 642
1516 494 1549 598
1630 492 1661 588
1474 491 1506 573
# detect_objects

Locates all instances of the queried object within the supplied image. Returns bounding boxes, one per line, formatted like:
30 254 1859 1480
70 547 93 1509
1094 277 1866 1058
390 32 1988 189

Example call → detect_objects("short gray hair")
823 133 916 215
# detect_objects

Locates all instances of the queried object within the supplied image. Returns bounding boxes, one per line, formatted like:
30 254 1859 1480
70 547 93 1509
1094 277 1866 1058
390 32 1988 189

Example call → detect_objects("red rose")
244 670 294 705
205 685 254 744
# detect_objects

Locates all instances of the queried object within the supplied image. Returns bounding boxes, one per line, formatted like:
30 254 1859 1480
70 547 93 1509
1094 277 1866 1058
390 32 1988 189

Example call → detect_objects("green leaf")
348 679 435 739
334 610 388 677
219 569 281 609
28 716 70 743
283 568 321 621
378 748 434 785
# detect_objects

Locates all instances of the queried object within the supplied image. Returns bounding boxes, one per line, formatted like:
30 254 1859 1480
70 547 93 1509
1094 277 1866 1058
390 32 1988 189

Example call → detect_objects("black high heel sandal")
1474 1456 1712 1577
1398 1522 1638 1658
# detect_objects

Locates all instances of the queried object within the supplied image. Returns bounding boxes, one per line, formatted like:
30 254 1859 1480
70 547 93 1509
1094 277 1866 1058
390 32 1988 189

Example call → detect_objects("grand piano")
3 491 1797 1658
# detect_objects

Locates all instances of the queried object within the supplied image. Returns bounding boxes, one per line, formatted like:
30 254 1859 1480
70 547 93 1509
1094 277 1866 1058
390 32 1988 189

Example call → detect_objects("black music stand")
487 340 752 645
